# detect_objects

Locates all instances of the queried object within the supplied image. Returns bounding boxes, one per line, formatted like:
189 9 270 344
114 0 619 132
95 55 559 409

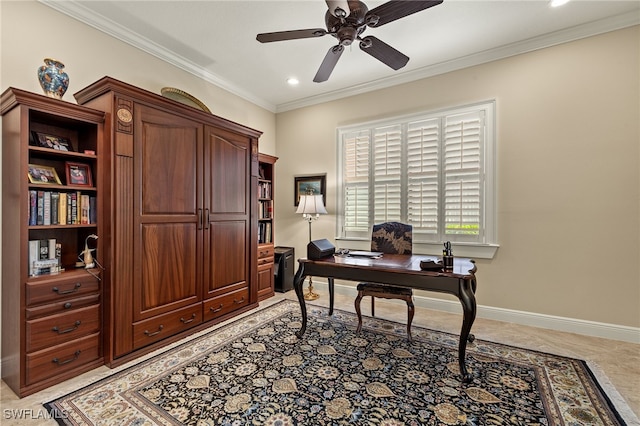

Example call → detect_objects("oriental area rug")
46 300 631 425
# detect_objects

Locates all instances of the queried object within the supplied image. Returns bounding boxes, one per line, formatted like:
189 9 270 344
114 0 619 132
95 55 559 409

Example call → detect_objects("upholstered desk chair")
354 222 415 341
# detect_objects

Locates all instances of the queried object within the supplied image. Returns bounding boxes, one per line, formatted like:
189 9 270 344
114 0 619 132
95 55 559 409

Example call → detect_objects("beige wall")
0 1 277 152
0 1 638 347
274 26 640 329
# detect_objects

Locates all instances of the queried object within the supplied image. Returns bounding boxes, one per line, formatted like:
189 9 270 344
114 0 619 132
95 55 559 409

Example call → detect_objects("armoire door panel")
136 223 200 319
206 128 249 215
137 106 202 216
205 221 247 297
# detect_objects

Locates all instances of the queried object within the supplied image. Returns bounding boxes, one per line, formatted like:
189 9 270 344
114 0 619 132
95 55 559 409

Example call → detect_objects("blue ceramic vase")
37 58 69 99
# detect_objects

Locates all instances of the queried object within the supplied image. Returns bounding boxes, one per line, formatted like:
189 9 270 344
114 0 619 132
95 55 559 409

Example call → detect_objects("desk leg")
293 262 308 338
328 278 335 316
458 278 477 383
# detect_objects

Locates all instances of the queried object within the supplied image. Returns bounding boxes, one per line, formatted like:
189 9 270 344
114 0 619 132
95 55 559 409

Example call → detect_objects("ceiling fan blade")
366 0 443 27
326 0 350 18
257 29 327 43
359 36 409 70
314 45 345 82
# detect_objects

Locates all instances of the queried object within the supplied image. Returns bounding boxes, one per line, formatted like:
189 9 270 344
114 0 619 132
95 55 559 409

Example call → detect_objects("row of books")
259 200 273 219
258 221 272 244
29 190 96 226
258 181 272 199
29 239 62 276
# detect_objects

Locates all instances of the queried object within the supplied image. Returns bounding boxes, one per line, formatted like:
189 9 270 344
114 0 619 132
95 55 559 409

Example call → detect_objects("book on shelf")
29 190 37 225
59 192 67 225
70 192 78 224
51 192 59 225
257 222 273 244
259 200 273 219
66 192 73 224
258 181 272 199
28 190 96 227
36 190 44 225
29 238 61 276
89 196 97 224
80 194 90 224
43 191 51 225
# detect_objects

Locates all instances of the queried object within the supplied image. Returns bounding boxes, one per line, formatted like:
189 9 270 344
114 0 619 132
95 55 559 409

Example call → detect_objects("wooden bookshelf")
257 153 277 301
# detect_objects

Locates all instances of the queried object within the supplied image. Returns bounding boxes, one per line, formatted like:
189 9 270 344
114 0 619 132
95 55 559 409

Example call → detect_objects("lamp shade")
296 194 327 215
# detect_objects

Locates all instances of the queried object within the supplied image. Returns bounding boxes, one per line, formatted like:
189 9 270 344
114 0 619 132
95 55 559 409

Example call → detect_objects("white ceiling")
42 0 639 112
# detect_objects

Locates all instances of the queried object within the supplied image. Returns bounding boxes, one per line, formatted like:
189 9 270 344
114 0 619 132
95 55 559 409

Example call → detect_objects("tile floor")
1 290 638 425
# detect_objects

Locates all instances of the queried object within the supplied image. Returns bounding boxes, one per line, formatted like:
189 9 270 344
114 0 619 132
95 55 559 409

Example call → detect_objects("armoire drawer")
26 294 100 320
203 287 249 322
26 274 100 306
132 303 202 350
26 304 101 352
26 332 101 386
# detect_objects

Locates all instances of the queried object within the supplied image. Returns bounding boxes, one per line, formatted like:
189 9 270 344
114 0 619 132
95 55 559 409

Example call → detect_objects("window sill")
335 237 499 259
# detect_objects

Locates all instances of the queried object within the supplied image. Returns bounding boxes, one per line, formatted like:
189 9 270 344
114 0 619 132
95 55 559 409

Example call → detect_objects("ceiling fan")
256 0 443 83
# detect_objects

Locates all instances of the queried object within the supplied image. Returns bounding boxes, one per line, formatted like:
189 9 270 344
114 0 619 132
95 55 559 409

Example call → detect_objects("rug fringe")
586 360 640 426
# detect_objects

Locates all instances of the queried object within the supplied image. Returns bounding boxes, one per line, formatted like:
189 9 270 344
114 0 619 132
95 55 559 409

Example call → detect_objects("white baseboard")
325 282 640 344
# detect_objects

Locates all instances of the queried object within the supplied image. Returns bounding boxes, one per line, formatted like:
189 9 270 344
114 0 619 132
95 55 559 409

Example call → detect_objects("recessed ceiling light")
550 0 570 7
287 77 299 86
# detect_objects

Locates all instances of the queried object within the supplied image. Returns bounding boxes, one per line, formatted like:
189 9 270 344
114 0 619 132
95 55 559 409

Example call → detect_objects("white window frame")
336 101 498 259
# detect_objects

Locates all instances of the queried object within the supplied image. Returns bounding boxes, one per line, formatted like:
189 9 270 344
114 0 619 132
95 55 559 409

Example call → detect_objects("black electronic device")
307 239 336 260
274 246 295 292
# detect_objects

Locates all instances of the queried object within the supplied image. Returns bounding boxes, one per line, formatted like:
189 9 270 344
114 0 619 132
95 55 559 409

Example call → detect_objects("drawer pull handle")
52 320 81 334
210 304 223 313
144 325 164 337
180 313 197 324
52 350 81 366
52 283 81 295
234 297 245 305
63 302 72 309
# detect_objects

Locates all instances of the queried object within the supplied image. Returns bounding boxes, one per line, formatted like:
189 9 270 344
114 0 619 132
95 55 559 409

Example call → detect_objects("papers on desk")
336 249 384 259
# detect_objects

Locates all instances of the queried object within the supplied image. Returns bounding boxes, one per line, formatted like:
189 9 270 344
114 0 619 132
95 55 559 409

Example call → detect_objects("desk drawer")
26 332 101 386
132 303 202 350
26 304 100 352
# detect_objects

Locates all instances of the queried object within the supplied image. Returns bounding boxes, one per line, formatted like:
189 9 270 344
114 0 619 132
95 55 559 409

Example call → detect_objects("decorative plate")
160 87 211 113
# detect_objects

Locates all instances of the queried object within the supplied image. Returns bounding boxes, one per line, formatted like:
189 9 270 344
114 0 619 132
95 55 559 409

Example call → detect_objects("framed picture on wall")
294 174 326 206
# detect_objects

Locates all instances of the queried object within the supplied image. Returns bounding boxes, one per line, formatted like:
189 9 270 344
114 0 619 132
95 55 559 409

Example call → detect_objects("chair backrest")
371 222 412 254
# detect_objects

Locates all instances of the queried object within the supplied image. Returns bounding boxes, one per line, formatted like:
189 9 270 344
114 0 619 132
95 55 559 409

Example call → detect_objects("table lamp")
296 194 328 300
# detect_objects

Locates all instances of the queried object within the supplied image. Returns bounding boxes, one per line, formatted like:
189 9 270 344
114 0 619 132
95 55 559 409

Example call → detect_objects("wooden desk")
292 254 478 382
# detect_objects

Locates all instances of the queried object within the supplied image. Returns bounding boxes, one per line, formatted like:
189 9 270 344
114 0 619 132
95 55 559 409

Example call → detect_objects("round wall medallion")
117 108 132 123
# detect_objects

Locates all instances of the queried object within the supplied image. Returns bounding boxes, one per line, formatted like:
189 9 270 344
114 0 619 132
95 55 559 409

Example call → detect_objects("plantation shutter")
443 111 483 241
343 131 370 233
338 101 494 246
407 118 440 235
373 125 402 223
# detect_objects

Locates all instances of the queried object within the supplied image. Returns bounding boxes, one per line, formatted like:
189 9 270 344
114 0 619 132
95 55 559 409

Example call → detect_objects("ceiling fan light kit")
256 0 443 83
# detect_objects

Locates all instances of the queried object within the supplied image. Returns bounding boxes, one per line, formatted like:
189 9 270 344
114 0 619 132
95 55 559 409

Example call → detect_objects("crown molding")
276 10 640 112
40 1 638 114
39 0 277 112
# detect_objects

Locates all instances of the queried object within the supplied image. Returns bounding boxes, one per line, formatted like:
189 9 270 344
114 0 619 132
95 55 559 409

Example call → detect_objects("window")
337 101 496 252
